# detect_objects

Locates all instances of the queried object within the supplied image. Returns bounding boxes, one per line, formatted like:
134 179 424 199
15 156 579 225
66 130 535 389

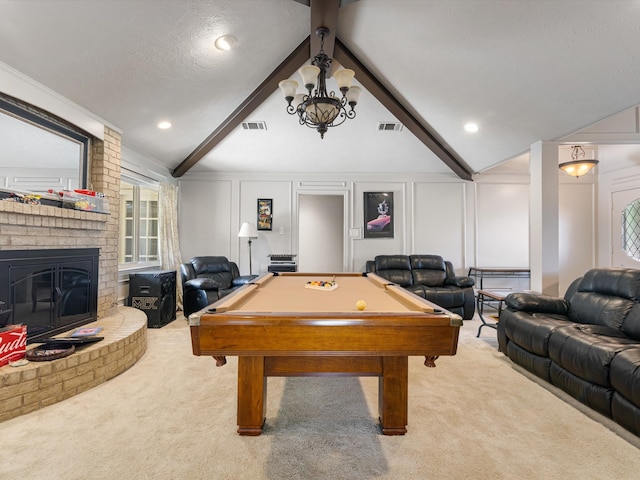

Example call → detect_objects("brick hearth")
0 306 147 422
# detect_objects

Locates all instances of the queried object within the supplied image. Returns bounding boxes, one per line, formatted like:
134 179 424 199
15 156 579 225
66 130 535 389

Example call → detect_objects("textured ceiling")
1 0 640 178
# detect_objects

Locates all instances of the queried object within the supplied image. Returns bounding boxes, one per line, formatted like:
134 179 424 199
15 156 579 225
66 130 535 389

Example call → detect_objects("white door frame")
293 188 350 272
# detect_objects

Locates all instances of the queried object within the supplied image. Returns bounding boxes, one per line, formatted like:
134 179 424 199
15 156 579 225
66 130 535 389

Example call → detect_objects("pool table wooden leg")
378 356 408 435
237 356 266 436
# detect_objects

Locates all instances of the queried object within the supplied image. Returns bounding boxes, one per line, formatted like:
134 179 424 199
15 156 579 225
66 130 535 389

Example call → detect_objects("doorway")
298 194 345 272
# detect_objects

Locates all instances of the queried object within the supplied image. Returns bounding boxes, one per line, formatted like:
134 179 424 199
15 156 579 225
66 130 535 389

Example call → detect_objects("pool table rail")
190 321 460 358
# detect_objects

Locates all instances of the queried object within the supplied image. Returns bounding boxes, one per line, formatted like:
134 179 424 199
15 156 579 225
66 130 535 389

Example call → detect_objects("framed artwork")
364 192 394 238
257 198 273 231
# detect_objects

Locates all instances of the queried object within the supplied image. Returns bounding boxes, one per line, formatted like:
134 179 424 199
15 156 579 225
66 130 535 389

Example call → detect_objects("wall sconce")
559 145 599 178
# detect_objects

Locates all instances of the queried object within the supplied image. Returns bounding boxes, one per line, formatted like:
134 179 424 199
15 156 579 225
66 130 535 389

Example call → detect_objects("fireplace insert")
0 248 99 343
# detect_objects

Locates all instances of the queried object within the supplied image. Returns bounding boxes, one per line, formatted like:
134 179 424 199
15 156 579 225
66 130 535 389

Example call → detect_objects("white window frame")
118 173 161 271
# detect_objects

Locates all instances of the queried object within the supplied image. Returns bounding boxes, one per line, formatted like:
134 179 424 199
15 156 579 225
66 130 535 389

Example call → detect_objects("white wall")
352 181 407 272
475 181 529 268
472 176 531 291
412 182 467 270
178 179 234 261
178 177 297 275
238 181 293 275
178 172 534 279
176 166 619 294
559 182 596 293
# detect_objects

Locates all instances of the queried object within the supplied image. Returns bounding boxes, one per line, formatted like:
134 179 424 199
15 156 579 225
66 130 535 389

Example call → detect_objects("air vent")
377 122 403 132
241 121 267 131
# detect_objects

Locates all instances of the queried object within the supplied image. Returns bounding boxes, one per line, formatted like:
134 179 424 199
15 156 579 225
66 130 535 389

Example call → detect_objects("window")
622 198 640 262
119 176 160 266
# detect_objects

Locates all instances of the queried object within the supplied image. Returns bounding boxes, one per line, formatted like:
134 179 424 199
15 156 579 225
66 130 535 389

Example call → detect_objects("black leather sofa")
498 268 640 436
180 256 256 317
365 254 475 320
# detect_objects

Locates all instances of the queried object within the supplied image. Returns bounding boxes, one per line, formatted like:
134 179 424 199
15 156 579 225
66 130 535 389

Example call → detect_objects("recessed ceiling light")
157 121 172 130
464 122 479 133
215 35 237 51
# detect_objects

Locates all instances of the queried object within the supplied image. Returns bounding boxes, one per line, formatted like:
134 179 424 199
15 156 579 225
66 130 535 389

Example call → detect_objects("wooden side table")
476 289 509 337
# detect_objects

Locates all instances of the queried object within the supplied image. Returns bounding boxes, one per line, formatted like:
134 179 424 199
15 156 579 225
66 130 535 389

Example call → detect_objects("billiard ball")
356 300 366 311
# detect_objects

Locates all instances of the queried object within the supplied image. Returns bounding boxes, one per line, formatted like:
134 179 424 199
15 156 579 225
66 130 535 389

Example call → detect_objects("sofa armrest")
184 278 219 291
232 275 258 287
445 276 475 288
505 292 568 315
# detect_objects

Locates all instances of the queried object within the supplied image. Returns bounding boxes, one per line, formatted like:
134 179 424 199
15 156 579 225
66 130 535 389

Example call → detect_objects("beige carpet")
1 315 639 480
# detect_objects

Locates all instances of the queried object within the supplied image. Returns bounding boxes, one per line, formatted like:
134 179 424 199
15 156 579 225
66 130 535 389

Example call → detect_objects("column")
529 141 560 295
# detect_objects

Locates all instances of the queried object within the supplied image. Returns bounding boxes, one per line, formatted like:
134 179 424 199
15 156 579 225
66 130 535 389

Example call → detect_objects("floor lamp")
238 222 258 275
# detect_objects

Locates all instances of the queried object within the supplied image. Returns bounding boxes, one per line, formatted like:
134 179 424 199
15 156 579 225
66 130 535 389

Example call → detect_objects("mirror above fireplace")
0 96 90 192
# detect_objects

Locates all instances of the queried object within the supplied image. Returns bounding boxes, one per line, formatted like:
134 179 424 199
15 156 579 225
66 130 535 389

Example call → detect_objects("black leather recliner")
366 254 475 320
180 256 256 317
498 268 640 437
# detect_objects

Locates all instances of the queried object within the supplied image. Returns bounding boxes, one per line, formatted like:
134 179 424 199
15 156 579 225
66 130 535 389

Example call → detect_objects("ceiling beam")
334 38 474 181
172 37 311 178
174 0 471 180
310 0 340 58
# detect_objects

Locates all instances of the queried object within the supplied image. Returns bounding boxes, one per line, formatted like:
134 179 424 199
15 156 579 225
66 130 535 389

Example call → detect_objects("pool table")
189 272 462 435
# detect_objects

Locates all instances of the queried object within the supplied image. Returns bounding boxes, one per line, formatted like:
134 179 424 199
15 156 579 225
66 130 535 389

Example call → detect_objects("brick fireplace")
0 126 121 317
0 120 141 422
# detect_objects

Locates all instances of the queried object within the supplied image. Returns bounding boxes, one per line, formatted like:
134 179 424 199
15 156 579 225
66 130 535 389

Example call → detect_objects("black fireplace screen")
0 249 99 343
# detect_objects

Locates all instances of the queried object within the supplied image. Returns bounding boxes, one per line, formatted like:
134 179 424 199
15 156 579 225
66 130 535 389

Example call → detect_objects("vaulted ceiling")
1 0 640 179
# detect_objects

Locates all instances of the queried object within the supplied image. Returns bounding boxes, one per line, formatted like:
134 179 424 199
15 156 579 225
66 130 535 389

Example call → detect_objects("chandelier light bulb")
334 68 355 91
346 86 362 106
278 80 298 100
299 65 321 91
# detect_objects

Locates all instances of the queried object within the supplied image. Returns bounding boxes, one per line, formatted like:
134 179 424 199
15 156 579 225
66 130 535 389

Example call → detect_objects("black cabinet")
267 254 297 273
267 264 297 273
128 270 176 328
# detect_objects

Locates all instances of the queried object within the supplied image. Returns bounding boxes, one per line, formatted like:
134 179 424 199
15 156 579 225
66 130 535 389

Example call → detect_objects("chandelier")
278 27 361 139
559 145 599 178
